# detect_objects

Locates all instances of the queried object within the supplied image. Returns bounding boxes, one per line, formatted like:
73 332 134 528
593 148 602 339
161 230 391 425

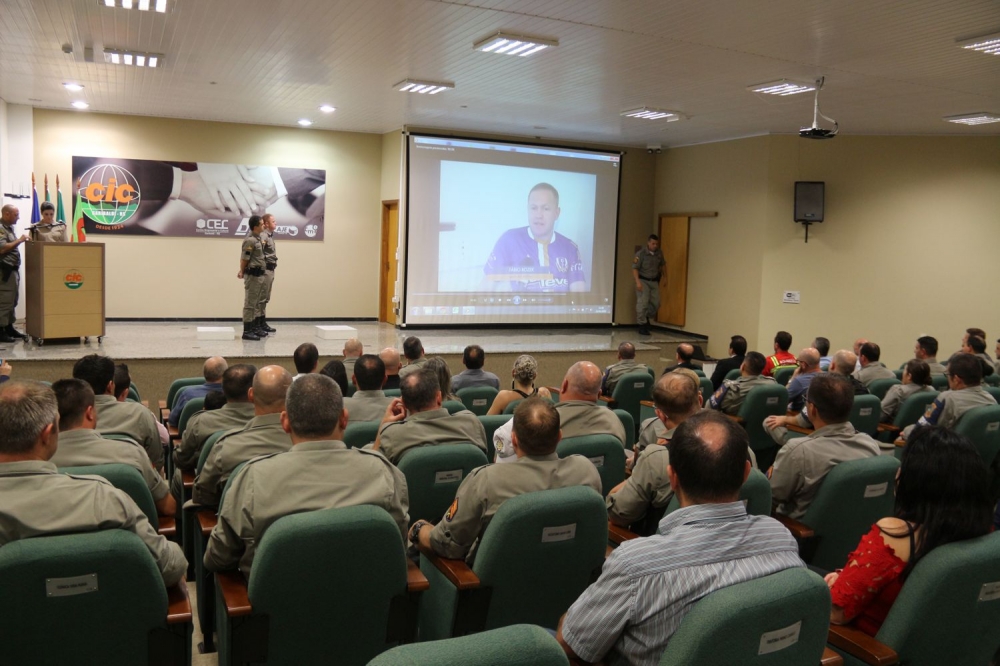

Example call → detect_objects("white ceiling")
2 0 999 147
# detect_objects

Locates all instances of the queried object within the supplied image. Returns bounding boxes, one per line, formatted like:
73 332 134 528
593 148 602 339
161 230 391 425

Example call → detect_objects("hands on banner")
185 164 279 218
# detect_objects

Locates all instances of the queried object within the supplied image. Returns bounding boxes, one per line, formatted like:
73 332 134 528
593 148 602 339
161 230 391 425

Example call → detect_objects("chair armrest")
157 516 177 539
167 425 180 441
894 438 905 448
166 582 192 624
597 396 617 408
724 414 744 424
821 647 845 666
607 522 640 545
640 400 654 408
827 624 898 665
786 424 814 435
772 513 816 539
182 469 195 489
216 570 253 617
197 511 218 537
423 551 481 590
876 423 900 434
406 558 430 592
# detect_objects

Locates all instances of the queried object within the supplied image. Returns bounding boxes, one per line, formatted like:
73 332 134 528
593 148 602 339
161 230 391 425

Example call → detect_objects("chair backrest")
658 567 831 666
800 455 900 571
873 531 1000 665
456 386 499 416
177 396 206 436
613 409 636 450
931 374 950 391
725 368 741 381
166 376 204 408
503 399 524 415
218 461 248 511
984 374 1000 387
557 434 626 496
849 394 882 436
196 429 228 474
384 388 402 398
773 366 796 386
396 443 490 523
369 624 569 666
985 386 1000 403
737 384 789 470
472 486 608 632
610 371 654 428
740 468 773 517
248 505 410 665
343 420 380 448
893 390 939 429
646 366 656 380
59 463 159 531
478 414 512 462
126 386 140 403
693 368 706 377
0 530 171 666
698 377 714 405
953 404 1000 468
867 377 901 401
443 400 467 415
893 368 904 380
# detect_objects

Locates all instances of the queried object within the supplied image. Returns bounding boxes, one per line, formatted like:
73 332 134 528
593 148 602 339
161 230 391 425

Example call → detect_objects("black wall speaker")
794 181 824 223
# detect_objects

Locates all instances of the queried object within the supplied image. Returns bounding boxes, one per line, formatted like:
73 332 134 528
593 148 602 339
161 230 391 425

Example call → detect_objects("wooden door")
380 202 399 324
656 215 690 327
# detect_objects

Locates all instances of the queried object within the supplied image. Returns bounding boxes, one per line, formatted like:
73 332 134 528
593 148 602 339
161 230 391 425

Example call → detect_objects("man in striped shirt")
557 411 803 666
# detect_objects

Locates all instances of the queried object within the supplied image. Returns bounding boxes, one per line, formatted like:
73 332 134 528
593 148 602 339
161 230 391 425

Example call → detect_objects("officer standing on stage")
257 213 277 333
238 216 267 341
0 205 30 343
632 234 665 336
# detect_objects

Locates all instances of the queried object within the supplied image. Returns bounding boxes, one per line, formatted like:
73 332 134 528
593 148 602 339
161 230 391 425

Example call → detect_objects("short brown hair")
512 397 561 456
651 369 700 420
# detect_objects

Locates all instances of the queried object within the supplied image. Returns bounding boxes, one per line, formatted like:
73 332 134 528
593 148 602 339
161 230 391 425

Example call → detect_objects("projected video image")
437 162 596 293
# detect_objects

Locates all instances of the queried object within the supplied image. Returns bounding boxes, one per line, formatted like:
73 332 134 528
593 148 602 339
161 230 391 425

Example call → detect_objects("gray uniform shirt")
632 247 664 280
377 407 488 464
635 418 670 453
603 360 649 396
607 443 672 526
203 440 409 578
709 374 777 415
852 362 895 387
398 356 430 379
0 460 186 586
94 394 162 471
880 383 935 423
904 385 998 438
428 452 602 562
261 230 277 265
0 224 20 268
241 235 265 268
343 390 393 423
557 400 627 445
770 421 881 519
51 428 169 501
192 412 292 507
176 401 256 470
451 368 501 391
923 357 948 376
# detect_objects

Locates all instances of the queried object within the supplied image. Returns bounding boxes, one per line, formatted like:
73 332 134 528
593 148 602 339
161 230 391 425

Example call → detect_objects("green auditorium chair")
443 399 468 415
659 568 834 666
866 377 900 401
397 443 489 524
639 399 656 425
828 532 1000 666
775 455 900 573
699 376 714 404
368 624 569 666
599 370 653 438
693 368 706 377
418 486 607 641
59 462 171 536
878 391 938 449
344 420 381 448
181 429 228 584
736 383 789 471
773 366 796 386
613 408 636 450
384 388 402 397
646 366 656 380
557 434 626 496
177 396 206 437
893 368 904 380
0 530 193 665
849 394 882 437
478 414 512 461
503 399 524 415
162 376 205 423
985 386 1000 403
127 385 141 402
953 404 1000 472
984 373 1000 387
457 386 499 416
726 368 741 381
216 505 427 666
930 374 949 391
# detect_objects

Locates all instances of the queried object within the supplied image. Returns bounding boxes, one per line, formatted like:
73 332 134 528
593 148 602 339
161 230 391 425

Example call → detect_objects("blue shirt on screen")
484 226 584 292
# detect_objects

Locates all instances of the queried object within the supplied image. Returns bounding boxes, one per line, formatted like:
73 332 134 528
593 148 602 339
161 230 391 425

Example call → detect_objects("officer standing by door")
238 215 267 341
0 205 30 343
632 234 665 336
257 213 277 333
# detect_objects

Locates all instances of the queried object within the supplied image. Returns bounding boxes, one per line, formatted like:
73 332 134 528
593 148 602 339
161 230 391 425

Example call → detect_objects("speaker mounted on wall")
793 181 824 242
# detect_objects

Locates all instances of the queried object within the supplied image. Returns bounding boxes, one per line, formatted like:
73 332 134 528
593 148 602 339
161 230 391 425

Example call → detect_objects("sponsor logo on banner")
78 164 141 229
235 220 250 235
64 270 84 290
273 225 299 237
195 218 231 236
305 224 318 238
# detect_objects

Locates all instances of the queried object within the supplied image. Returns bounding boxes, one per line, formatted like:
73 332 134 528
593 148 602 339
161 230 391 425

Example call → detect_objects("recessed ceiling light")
63 83 84 91
747 79 817 95
956 31 1000 55
944 112 1000 125
620 107 683 121
393 79 454 94
104 48 163 67
71 101 90 109
319 105 336 113
297 119 313 126
473 31 558 57
99 0 167 11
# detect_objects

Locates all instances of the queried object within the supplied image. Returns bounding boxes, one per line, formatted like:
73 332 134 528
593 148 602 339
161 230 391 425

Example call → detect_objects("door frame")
380 200 399 324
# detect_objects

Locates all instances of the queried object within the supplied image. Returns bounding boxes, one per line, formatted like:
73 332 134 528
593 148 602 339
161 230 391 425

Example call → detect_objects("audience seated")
852 338 869 372
853 342 895 387
962 335 995 377
708 335 746 390
373 368 488 464
292 342 319 380
168 356 227 426
913 335 947 375
902 352 997 440
707 351 775 415
947 327 989 366
662 343 698 374
425 356 459 401
770 374 881 519
880 359 934 423
193 366 293 507
203 390 227 410
762 330 797 377
341 338 363 381
0 359 10 384
450 344 501 391
601 341 649 396
342 354 392 423
398 336 428 379
319 359 349 395
203 374 408 579
785 348 822 412
635 368 700 452
380 347 402 390
556 411 803 665
814 336 832 371
826 426 991 636
0 381 186 585
409 398 600 563
486 354 551 416
114 362 171 451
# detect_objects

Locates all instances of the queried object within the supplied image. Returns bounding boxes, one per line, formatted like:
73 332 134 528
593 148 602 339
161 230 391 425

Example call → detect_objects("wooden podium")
25 242 105 345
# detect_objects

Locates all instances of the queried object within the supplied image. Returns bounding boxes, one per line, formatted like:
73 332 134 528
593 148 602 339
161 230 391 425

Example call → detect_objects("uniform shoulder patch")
632 255 640 264
445 497 459 522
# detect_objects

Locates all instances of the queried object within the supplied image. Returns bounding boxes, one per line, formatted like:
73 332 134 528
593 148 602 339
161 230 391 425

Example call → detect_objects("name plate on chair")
541 524 577 543
588 455 605 467
472 399 487 407
864 482 888 498
979 581 1000 602
634 382 645 388
46 574 98 597
860 407 873 416
434 469 463 484
766 397 779 405
988 422 1000 432
758 621 801 655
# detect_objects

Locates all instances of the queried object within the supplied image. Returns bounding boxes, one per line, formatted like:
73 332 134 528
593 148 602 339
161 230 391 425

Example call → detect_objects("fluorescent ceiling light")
122 0 132 7
138 0 149 9
474 31 558 56
297 119 313 126
123 53 133 65
63 83 84 91
393 79 454 94
944 112 1000 125
747 79 817 95
956 31 1000 55
71 101 90 109
155 0 166 10
104 49 163 67
620 107 683 121
99 0 167 10
319 105 336 113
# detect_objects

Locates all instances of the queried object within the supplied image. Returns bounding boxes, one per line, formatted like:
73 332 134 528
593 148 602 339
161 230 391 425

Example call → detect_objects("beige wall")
656 134 1000 366
33 109 383 318
380 129 402 202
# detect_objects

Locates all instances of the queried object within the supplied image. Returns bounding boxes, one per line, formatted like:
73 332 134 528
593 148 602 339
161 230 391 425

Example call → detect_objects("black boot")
242 322 260 341
260 316 276 333
0 328 13 343
6 325 27 341
253 317 269 336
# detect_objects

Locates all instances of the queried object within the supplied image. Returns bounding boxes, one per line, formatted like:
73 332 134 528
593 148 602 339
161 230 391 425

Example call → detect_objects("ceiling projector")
800 77 839 140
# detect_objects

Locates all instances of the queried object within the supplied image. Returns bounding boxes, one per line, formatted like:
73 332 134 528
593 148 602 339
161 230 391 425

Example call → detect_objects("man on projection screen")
483 183 585 292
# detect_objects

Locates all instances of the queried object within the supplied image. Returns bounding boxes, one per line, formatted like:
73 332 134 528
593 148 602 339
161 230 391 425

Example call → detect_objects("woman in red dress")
826 426 992 636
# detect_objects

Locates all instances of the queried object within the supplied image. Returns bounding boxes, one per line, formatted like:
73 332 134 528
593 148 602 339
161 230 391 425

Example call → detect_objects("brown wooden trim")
827 624 898 665
217 570 253 617
821 647 845 666
423 552 481 590
773 513 815 539
607 522 640 544
166 582 193 624
659 212 718 218
406 558 430 592
157 516 177 538
197 511 218 536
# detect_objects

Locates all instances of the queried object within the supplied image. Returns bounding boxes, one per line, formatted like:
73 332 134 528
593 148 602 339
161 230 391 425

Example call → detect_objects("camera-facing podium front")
25 242 105 344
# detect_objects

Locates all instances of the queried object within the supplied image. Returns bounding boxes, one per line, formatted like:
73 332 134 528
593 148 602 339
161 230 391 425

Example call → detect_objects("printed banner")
71 157 326 240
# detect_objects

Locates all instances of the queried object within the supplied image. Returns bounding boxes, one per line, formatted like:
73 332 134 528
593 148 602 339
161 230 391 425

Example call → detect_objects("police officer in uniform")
0 205 30 343
632 234 665 336
238 215 267 340
257 213 278 333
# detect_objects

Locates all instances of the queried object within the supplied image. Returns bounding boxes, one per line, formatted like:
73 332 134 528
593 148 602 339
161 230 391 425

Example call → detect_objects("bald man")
0 204 30 342
380 347 402 391
168 356 228 426
342 339 363 384
663 343 698 375
785 348 821 412
193 365 294 507
601 342 649 396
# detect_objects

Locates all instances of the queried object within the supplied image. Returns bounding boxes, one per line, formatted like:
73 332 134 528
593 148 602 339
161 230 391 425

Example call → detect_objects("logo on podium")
64 270 84 290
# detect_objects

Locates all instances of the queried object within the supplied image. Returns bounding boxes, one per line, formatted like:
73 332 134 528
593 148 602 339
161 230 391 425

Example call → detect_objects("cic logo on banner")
78 164 142 229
